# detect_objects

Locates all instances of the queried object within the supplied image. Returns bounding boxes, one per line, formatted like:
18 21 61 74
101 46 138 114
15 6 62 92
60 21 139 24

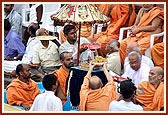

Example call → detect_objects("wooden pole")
77 23 81 66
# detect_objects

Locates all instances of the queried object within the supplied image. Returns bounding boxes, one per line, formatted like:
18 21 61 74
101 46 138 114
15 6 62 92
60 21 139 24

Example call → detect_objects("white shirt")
109 100 143 111
124 55 154 72
59 37 90 60
29 91 62 111
122 63 150 87
106 52 121 75
4 37 39 73
33 41 61 67
22 37 40 64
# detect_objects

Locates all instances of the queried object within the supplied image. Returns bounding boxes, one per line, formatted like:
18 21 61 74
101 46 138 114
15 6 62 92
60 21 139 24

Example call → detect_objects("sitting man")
79 63 117 111
122 51 150 87
30 28 61 80
53 51 74 105
6 64 41 111
29 74 62 111
135 66 164 111
105 39 121 75
109 80 143 111
151 42 164 70
124 42 154 72
4 22 40 78
4 19 25 61
120 4 164 64
59 24 90 65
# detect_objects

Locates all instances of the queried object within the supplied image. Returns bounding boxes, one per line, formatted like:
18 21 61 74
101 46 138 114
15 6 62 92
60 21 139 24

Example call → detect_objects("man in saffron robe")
151 42 164 70
88 4 136 56
119 4 164 64
135 66 164 111
53 52 74 104
79 63 117 111
6 64 40 111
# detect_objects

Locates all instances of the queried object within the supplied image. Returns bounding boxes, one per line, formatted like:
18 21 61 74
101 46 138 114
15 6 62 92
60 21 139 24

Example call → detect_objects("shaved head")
89 76 103 90
126 42 140 55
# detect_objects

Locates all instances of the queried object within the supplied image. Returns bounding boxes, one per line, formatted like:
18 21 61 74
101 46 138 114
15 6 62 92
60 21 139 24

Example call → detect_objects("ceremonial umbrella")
51 4 110 65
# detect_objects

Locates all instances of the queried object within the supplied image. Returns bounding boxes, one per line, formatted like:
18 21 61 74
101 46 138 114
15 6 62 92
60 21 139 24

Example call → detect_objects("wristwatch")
14 57 17 60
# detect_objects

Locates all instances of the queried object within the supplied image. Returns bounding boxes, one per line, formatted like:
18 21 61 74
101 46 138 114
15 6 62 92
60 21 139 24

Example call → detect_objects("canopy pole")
77 23 81 66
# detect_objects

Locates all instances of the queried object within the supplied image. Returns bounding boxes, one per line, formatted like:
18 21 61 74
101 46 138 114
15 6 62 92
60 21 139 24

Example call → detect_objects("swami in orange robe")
136 81 164 111
119 6 164 64
53 66 69 104
88 4 136 56
151 42 164 70
79 75 117 111
6 78 40 107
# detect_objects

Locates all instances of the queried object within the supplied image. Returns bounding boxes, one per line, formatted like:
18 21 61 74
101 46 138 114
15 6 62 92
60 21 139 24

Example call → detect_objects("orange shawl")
6 78 40 107
88 4 136 55
120 7 164 64
53 66 69 104
79 76 117 111
151 42 164 69
53 66 69 96
136 81 164 111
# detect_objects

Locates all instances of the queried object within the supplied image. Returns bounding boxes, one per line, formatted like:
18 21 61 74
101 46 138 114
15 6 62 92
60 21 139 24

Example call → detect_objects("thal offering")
91 56 107 65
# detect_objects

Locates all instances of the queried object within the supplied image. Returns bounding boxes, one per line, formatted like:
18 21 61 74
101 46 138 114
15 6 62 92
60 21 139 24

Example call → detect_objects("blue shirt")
4 29 25 58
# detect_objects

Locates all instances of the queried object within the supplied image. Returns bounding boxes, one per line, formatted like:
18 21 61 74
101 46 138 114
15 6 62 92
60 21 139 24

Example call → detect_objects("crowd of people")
4 3 165 112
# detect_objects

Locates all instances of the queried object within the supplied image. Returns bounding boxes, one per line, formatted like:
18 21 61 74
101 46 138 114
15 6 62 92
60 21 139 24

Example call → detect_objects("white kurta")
109 100 143 111
29 91 62 111
124 55 154 72
122 63 150 87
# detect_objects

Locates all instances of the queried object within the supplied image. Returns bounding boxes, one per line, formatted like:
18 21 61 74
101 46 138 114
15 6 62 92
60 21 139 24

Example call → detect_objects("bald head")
36 28 49 36
89 76 103 90
126 42 140 55
149 66 164 86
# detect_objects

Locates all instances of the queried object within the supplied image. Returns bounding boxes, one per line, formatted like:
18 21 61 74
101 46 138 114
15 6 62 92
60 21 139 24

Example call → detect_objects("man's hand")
21 104 30 111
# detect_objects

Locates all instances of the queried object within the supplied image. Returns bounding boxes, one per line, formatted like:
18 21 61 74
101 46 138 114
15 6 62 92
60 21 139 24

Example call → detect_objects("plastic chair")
118 26 164 58
37 82 45 93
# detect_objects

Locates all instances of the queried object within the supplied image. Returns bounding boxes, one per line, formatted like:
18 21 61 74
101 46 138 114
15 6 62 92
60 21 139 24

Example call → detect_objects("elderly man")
105 39 121 75
6 64 41 111
122 51 150 87
135 66 164 111
30 28 61 80
124 42 154 72
79 63 117 111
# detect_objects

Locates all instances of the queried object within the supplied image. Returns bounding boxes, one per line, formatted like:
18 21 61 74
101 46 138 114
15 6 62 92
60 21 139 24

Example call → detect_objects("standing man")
4 4 22 38
79 63 117 111
53 52 74 104
59 24 90 65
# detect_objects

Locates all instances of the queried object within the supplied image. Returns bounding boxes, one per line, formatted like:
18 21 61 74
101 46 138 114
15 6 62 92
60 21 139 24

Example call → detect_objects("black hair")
42 74 57 91
28 23 40 35
16 64 24 76
119 80 136 99
59 51 72 61
4 19 11 31
63 24 76 36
